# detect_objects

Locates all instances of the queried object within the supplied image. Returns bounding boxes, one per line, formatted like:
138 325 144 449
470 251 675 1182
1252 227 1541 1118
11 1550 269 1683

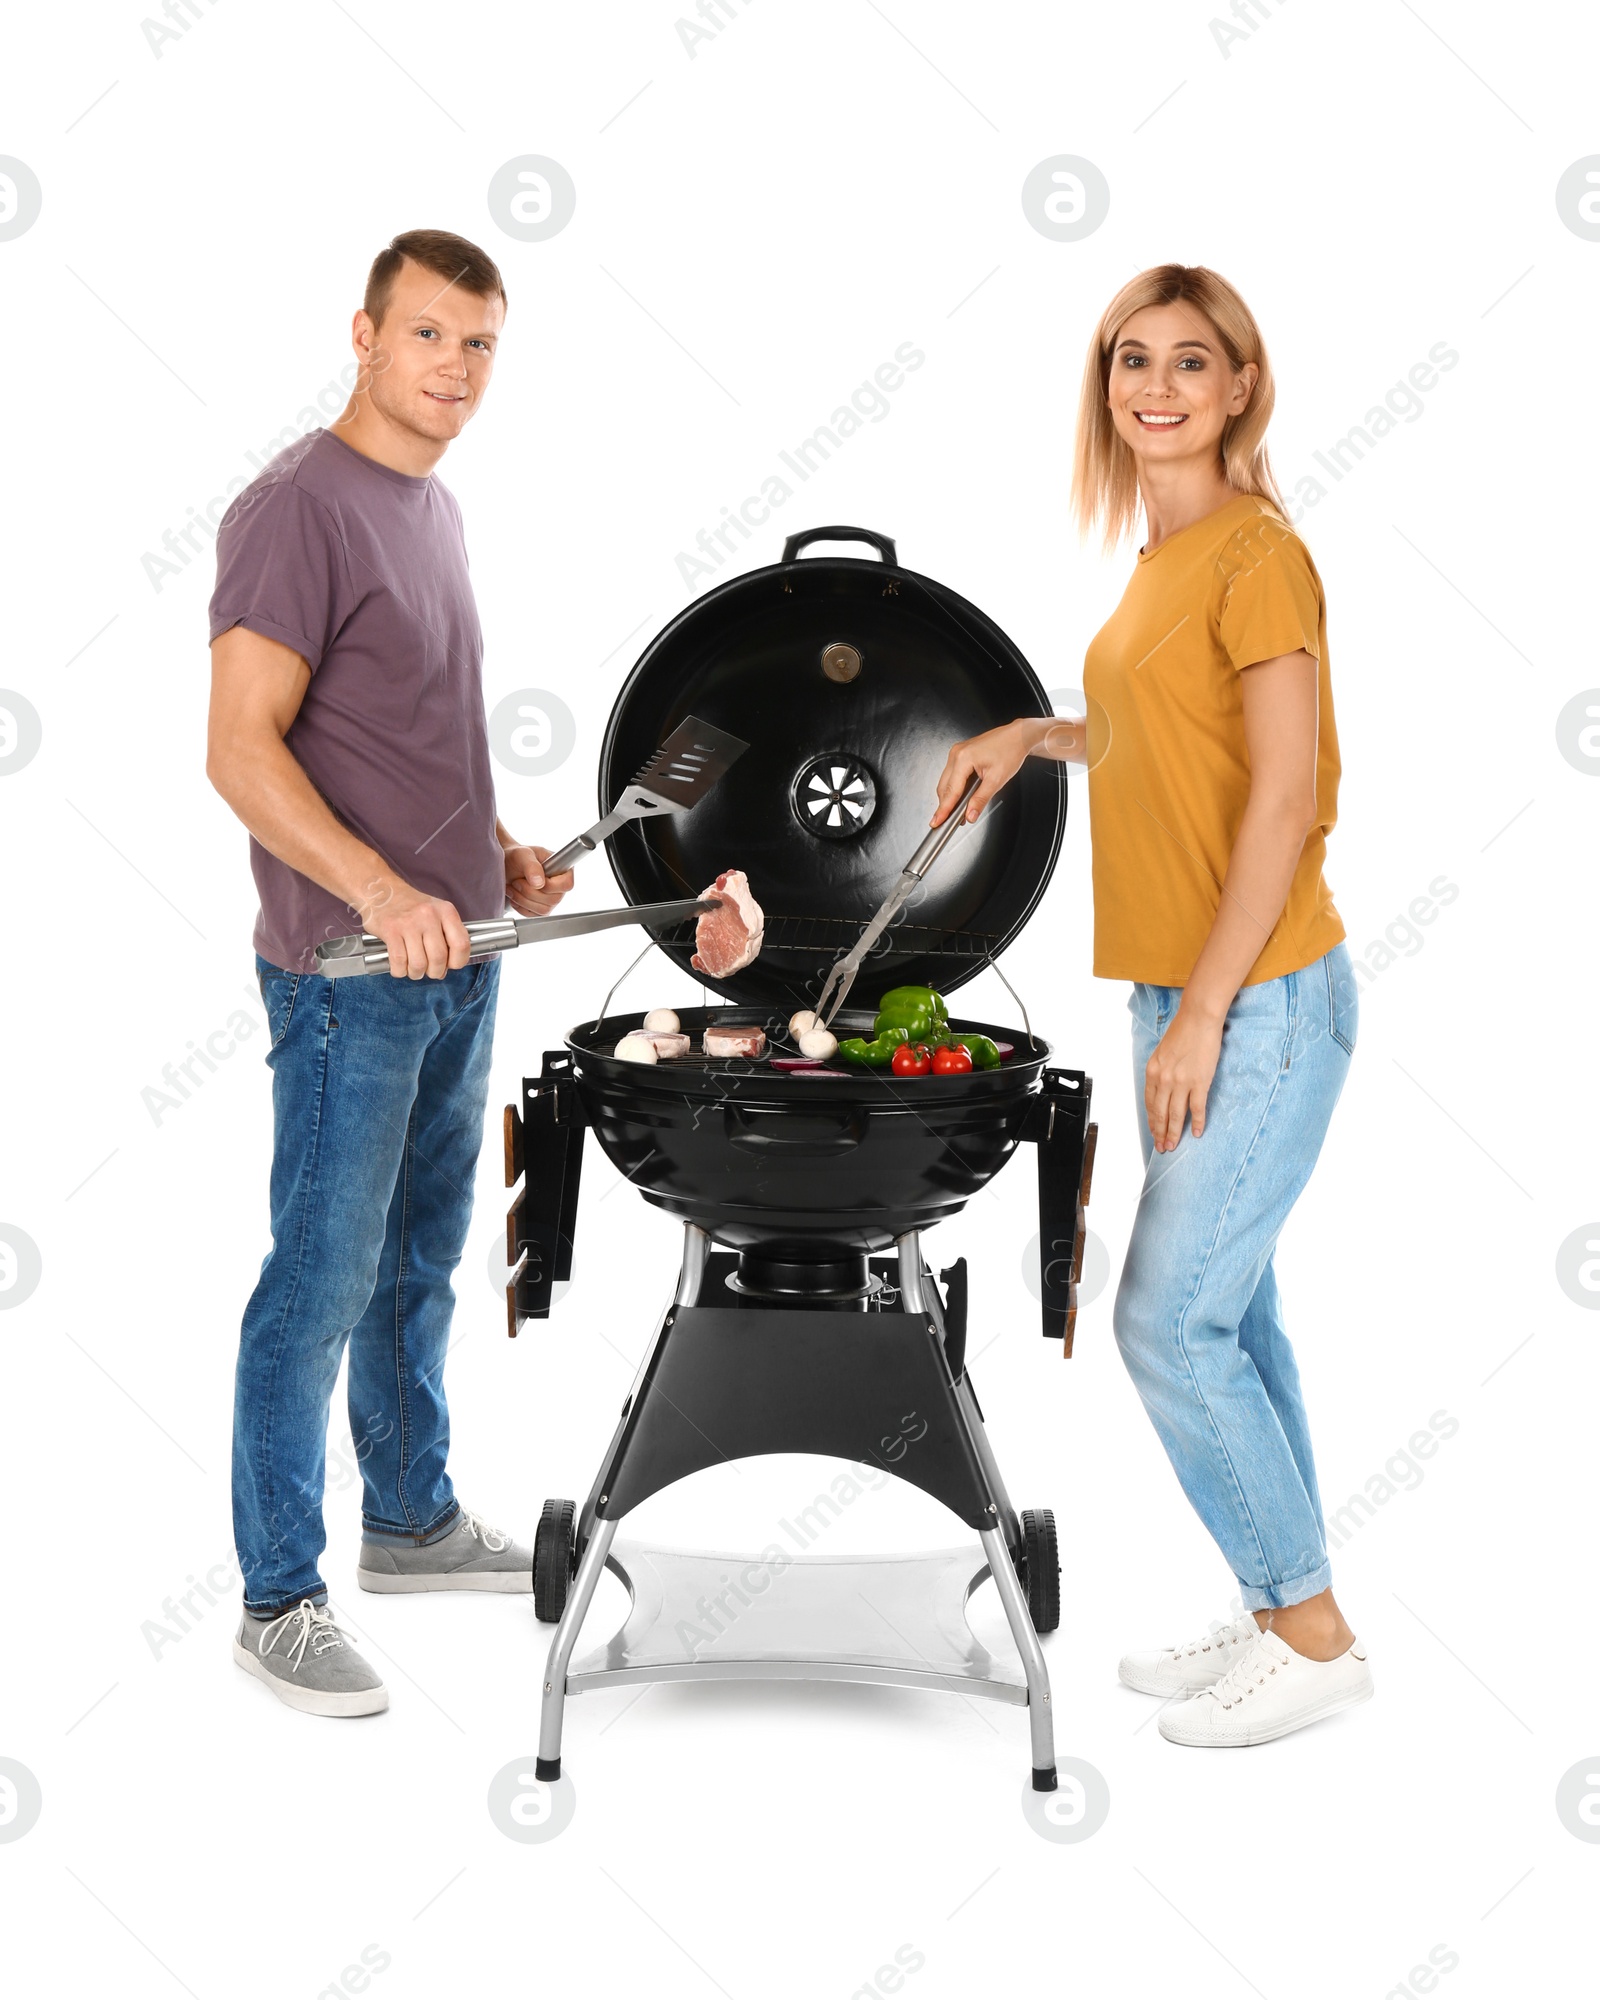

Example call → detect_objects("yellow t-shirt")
1082 492 1344 987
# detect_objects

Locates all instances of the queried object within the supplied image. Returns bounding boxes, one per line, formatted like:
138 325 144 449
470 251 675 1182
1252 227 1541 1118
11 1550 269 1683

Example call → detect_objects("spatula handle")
542 787 681 880
541 833 595 876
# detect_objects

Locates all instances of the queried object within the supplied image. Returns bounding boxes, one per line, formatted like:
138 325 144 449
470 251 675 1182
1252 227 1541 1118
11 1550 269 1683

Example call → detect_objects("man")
207 229 573 1717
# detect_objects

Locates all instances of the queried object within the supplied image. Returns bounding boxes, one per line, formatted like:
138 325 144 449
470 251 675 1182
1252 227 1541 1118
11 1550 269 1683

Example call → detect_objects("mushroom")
798 1027 839 1061
613 1034 659 1064
789 1009 820 1039
643 1008 680 1033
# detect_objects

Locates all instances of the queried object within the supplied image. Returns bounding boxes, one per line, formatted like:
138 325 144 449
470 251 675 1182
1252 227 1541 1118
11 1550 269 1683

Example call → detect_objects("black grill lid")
598 526 1067 1013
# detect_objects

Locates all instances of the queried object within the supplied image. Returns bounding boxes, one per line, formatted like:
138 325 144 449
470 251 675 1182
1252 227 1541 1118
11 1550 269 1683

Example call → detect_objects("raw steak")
703 1023 767 1059
691 870 764 977
643 1031 691 1059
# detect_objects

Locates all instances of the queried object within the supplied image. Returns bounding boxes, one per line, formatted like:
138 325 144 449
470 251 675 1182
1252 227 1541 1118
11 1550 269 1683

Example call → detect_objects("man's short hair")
363 229 507 330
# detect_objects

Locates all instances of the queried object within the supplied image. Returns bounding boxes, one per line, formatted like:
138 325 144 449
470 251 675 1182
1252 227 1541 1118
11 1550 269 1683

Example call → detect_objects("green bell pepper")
954 1033 1001 1071
836 1025 910 1068
872 985 949 1044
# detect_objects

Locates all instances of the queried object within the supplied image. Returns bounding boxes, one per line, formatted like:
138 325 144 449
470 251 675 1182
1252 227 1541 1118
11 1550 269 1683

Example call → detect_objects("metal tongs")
541 715 748 877
814 775 981 1028
315 897 718 979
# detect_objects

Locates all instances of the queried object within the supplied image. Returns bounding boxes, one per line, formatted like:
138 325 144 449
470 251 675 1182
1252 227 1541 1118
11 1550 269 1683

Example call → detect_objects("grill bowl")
567 1006 1049 1258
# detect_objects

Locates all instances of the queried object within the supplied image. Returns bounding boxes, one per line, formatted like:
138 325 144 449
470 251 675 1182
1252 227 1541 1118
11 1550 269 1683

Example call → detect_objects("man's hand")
504 843 575 917
1144 1003 1225 1153
362 879 472 979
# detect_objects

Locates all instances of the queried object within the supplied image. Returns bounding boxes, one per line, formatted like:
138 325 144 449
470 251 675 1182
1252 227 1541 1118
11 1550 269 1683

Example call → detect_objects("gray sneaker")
234 1599 389 1717
358 1508 533 1594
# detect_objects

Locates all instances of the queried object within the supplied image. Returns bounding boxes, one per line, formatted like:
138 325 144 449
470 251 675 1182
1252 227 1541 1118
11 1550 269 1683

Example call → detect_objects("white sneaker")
1158 1628 1373 1747
1118 1607 1261 1696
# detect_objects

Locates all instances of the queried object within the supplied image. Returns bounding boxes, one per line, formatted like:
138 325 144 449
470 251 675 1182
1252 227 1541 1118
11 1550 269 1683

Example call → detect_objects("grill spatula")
813 775 981 1029
542 715 748 877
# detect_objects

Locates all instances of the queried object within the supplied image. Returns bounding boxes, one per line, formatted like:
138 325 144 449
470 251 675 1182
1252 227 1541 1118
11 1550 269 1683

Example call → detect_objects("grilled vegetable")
953 1034 1001 1071
931 1043 973 1076
873 986 948 1043
798 1027 839 1060
837 1025 910 1068
890 1041 933 1078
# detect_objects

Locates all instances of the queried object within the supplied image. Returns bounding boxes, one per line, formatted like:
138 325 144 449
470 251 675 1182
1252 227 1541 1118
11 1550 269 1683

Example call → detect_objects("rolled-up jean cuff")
360 1500 461 1546
1237 1559 1332 1613
244 1591 329 1619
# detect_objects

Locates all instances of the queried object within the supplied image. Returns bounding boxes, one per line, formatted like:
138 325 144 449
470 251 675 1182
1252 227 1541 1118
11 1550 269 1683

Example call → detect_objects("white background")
1 1 1596 1993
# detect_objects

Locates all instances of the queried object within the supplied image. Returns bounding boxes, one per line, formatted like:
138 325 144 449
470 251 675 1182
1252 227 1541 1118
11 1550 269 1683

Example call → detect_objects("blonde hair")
1072 264 1285 550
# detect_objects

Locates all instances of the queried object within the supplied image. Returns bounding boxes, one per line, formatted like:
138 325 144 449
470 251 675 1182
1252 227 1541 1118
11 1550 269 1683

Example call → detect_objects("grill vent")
790 753 877 839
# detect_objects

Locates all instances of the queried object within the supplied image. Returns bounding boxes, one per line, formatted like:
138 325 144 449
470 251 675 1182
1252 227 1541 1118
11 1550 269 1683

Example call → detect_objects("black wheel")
1017 1507 1060 1633
533 1498 578 1623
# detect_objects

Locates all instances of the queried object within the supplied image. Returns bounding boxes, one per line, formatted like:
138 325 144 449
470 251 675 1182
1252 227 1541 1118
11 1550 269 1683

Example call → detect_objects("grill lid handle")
781 524 897 568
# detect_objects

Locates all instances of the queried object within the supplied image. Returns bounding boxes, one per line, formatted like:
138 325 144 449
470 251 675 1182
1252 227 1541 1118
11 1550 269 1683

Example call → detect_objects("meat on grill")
691 870 764 978
703 1023 767 1059
643 1031 691 1059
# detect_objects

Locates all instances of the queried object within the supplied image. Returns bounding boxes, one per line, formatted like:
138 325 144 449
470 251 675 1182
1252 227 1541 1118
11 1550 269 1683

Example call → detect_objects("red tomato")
891 1041 932 1077
931 1043 973 1075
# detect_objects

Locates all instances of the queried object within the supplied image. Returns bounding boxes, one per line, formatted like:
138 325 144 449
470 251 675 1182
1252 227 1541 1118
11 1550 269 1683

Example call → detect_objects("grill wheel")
533 1498 578 1623
1017 1507 1060 1634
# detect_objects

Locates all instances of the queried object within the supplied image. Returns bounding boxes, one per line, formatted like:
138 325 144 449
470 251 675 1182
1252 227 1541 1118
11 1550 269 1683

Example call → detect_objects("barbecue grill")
504 527 1096 1792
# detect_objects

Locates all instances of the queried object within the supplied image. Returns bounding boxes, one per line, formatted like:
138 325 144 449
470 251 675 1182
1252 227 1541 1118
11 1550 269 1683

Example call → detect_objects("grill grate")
654 915 1002 959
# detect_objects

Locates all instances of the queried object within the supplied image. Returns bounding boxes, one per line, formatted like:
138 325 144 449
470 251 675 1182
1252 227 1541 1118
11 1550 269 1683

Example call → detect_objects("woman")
932 264 1369 1748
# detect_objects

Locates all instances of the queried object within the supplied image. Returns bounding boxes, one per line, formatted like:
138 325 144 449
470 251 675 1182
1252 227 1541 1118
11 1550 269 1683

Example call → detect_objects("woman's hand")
1144 1003 1225 1152
931 717 1058 827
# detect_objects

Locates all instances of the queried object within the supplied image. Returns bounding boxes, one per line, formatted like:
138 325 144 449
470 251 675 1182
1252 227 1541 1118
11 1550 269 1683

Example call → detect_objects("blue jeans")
233 954 500 1615
1112 943 1357 1612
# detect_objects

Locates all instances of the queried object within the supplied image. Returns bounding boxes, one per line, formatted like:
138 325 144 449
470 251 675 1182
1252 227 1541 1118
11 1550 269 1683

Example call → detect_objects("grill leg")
577 1224 709 1548
537 1516 619 1780
958 1376 1020 1555
906 1229 1055 1786
980 1524 1056 1788
912 1243 1022 1554
895 1231 926 1310
675 1221 711 1305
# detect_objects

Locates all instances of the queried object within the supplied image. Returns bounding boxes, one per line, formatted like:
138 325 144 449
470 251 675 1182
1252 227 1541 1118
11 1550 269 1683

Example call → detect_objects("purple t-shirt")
209 427 503 973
